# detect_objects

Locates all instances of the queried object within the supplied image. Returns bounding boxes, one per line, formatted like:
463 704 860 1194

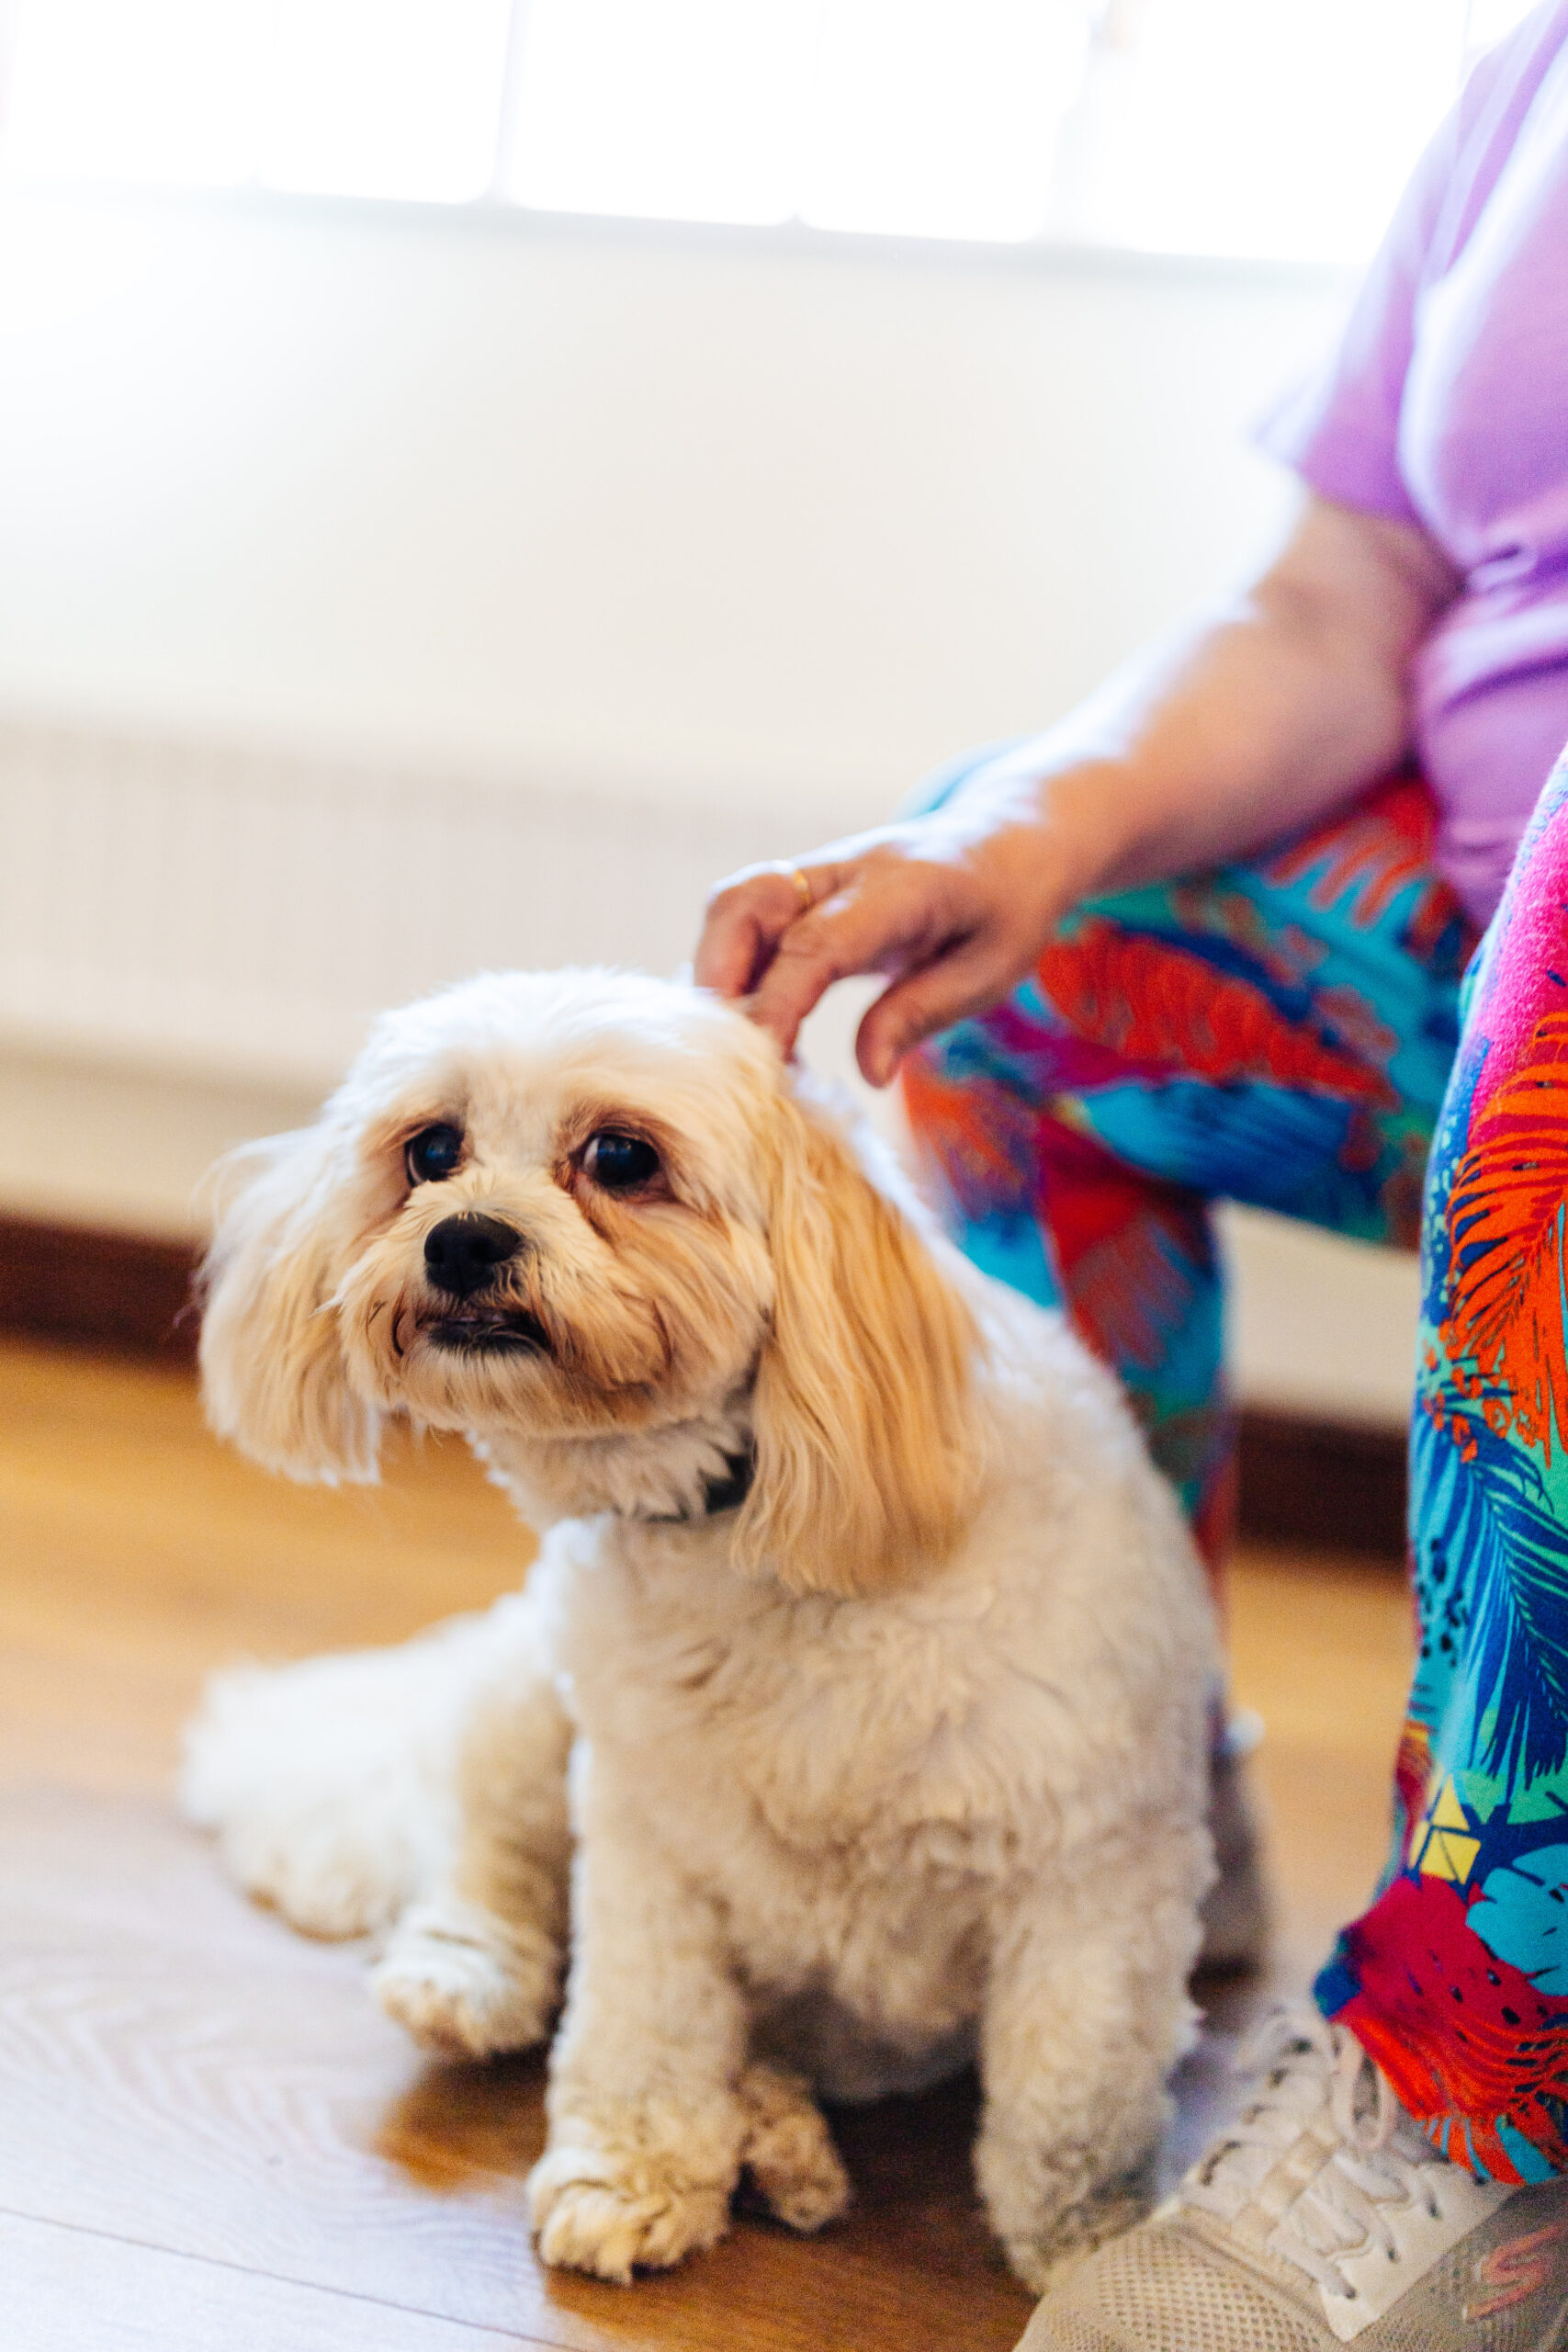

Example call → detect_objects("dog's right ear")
198 1123 383 1485
737 1080 980 1597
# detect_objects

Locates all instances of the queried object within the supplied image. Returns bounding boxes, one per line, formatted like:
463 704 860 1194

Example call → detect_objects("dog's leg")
735 2062 851 2233
976 1839 1208 2293
527 1791 752 2283
371 1669 571 2058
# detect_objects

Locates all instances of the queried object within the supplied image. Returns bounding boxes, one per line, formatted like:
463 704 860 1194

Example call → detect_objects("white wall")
0 185 1417 1422
0 188 1343 815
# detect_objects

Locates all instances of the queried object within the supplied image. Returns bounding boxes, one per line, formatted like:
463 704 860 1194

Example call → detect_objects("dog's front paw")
371 1901 559 2058
738 2063 851 2233
527 2142 733 2283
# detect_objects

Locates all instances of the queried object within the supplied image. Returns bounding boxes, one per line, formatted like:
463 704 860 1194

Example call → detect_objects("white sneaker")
1019 2003 1568 2350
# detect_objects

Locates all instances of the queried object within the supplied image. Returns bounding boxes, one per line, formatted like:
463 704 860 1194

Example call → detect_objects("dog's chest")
557 1536 1033 1879
573 1576 1009 2026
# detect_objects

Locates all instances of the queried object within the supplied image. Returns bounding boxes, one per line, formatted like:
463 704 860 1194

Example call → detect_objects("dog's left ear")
198 1121 383 1486
736 1085 980 1596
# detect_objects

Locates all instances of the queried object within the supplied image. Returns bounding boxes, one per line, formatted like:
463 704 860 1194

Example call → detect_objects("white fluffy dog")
182 967 1219 2290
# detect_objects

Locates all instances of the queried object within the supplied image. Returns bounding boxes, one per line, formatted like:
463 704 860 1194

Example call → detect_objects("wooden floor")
0 1336 1415 2352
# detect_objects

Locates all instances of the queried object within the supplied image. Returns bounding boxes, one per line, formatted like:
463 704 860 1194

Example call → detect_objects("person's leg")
903 764 1472 1575
1019 760 1568 2349
1317 758 1568 2181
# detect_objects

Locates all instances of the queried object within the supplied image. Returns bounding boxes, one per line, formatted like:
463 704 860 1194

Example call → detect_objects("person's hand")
694 768 1094 1085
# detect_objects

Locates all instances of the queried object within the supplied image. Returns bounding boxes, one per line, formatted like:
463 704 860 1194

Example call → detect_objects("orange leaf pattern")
1443 1011 1568 1464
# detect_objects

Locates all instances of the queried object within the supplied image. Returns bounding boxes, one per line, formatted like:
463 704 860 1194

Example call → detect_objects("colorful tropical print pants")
904 750 1568 2182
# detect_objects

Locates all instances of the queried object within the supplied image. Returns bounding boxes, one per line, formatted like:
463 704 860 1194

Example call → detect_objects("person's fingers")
853 933 1020 1086
694 865 823 998
694 861 856 998
746 871 956 1057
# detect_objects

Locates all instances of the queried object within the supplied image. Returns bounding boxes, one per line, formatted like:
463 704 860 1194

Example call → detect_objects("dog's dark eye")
584 1131 660 1192
405 1123 464 1185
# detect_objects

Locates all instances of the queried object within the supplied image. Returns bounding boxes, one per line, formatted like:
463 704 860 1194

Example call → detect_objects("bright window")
1 0 269 187
1056 0 1472 266
508 0 807 227
262 0 514 205
0 0 1546 266
796 0 1091 243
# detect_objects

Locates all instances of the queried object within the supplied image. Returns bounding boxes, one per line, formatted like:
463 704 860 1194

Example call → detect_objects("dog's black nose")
423 1212 520 1299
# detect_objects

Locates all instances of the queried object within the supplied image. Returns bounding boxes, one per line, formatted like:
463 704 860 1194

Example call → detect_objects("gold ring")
785 865 814 918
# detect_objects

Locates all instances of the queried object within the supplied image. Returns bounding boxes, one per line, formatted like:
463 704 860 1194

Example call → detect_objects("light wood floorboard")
0 1338 1414 2351
0 2213 548 2352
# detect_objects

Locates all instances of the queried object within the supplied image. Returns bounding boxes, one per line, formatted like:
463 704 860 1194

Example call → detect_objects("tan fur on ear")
737 1089 980 1596
198 1127 382 1485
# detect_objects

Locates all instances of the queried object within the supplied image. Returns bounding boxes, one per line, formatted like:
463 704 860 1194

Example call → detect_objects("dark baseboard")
1235 1408 1405 1563
0 1215 1408 1557
0 1214 200 1363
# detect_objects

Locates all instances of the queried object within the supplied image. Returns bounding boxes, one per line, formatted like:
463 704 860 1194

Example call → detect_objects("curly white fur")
182 967 1220 2291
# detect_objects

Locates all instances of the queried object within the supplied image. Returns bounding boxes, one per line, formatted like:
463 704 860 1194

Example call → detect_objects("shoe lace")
1181 2004 1444 2306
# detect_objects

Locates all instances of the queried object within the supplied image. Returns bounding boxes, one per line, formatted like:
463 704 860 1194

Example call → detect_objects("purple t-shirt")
1261 1 1568 924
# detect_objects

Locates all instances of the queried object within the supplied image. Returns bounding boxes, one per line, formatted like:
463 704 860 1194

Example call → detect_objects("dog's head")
199 969 979 1595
